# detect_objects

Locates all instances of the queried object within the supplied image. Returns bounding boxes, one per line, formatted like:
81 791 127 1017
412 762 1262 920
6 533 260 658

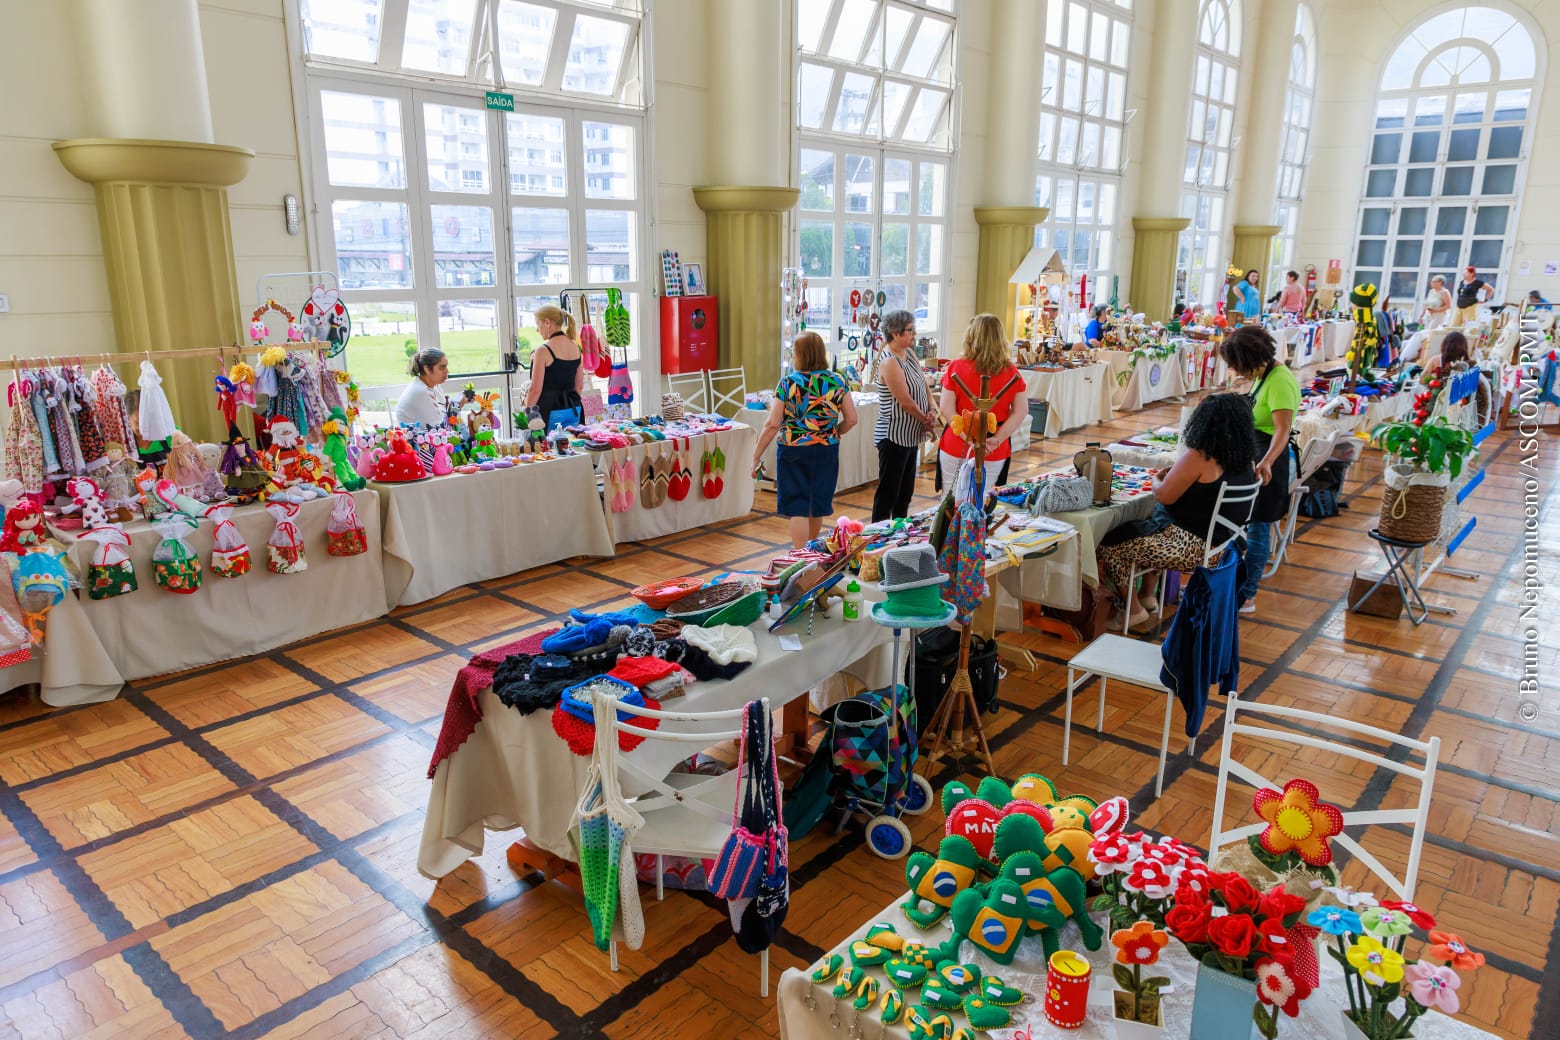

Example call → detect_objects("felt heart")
311 286 340 316
884 959 929 989
961 995 1012 1031
1090 795 1131 836
864 923 904 951
919 978 962 1011
1009 773 1060 805
849 941 891 968
945 800 1002 860
935 963 981 993
1000 800 1053 829
809 953 842 983
979 976 1024 1006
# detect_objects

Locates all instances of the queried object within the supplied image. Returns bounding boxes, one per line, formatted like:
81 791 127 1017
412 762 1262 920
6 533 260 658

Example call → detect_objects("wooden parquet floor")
0 395 1554 1040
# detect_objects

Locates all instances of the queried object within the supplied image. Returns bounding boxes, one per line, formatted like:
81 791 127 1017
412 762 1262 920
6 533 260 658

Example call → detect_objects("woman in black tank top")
526 304 584 429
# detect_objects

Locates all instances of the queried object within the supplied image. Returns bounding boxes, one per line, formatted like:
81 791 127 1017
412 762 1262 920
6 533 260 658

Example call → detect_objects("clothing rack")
8 342 335 374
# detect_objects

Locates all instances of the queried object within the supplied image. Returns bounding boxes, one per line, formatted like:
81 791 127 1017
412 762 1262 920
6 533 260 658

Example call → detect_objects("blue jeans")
1240 520 1271 603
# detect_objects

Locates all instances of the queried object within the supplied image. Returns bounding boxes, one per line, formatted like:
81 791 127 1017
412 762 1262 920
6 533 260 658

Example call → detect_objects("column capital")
693 186 800 214
974 205 1049 227
1132 216 1192 233
53 138 253 187
1233 224 1283 239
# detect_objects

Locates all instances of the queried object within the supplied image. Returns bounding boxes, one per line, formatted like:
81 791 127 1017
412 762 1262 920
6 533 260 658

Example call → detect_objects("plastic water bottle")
842 579 863 623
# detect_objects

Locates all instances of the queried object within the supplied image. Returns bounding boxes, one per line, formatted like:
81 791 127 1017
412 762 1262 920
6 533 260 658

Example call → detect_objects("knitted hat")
880 544 948 591
681 624 759 666
1350 283 1379 309
872 585 958 623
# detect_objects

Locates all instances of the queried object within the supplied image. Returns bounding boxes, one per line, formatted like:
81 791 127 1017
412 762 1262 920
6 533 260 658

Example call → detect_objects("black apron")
1248 364 1296 524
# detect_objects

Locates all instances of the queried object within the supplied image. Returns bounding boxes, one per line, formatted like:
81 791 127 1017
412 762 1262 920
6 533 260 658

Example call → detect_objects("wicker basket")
705 588 765 628
665 582 748 625
1378 463 1448 545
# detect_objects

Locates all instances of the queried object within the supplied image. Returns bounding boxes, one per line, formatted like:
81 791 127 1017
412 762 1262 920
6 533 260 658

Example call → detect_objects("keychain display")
326 491 368 557
80 526 136 600
265 500 307 574
151 515 202 594
205 503 251 578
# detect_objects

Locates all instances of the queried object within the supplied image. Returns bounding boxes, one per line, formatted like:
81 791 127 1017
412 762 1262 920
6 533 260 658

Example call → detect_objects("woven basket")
665 582 747 625
1378 463 1448 545
705 588 765 628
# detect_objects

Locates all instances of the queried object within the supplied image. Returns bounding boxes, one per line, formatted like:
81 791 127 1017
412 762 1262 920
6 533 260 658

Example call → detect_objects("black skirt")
1251 430 1295 524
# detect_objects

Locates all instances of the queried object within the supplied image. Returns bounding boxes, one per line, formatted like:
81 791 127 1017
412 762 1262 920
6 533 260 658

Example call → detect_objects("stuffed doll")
204 503 251 578
255 346 284 399
80 525 136 599
265 499 307 574
193 442 228 502
321 408 365 490
1347 282 1384 387
0 500 46 555
219 424 272 502
151 515 202 594
326 490 368 557
229 361 257 410
164 431 209 494
97 442 134 521
263 420 305 484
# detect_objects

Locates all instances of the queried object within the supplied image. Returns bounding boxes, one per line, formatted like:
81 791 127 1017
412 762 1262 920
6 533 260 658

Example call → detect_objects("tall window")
1034 0 1133 299
1178 0 1241 308
296 0 648 396
1352 5 1541 306
1270 3 1315 287
795 0 956 345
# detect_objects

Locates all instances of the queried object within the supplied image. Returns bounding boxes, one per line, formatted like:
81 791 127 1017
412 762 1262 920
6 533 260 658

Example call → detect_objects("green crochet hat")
1350 282 1379 308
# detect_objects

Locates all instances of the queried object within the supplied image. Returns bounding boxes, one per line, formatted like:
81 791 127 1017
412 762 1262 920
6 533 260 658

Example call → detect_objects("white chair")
708 367 748 419
665 370 712 415
1264 430 1339 578
598 694 772 995
1208 690 1440 901
1122 480 1261 633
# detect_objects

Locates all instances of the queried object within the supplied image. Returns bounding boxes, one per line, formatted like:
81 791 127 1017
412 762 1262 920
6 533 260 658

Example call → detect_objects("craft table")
418 605 897 873
45 489 388 702
776 897 1501 1040
594 421 758 544
374 453 613 607
1015 467 1160 612
1113 348 1188 412
1021 363 1115 437
759 393 887 494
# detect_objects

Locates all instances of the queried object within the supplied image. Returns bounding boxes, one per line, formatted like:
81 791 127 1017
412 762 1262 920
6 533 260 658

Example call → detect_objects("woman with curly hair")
1096 392 1258 628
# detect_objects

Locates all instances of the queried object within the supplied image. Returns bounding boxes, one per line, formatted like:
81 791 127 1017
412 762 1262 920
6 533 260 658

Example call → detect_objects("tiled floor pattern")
0 394 1554 1039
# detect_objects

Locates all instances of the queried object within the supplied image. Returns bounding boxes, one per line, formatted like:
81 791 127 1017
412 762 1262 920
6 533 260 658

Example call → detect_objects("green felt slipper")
851 975 880 1011
831 966 865 999
962 994 1012 1031
880 988 907 1026
906 1005 955 1040
864 922 904 951
809 953 842 983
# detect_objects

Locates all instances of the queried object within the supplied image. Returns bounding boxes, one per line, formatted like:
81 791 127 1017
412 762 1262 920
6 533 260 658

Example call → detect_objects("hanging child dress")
4 382 45 495
25 375 60 480
90 366 136 448
68 367 108 471
137 361 177 442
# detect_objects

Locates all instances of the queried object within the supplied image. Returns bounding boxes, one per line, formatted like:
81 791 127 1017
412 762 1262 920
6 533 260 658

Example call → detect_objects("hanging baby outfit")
27 375 60 479
137 361 177 442
90 366 135 449
67 367 107 471
45 371 85 476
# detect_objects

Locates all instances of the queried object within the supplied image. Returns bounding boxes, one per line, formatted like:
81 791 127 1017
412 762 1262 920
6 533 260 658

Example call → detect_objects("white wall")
650 0 710 268
1297 0 1559 302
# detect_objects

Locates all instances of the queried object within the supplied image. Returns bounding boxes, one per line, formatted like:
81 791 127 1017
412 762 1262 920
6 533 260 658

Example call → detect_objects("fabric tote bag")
707 701 787 903
569 698 645 951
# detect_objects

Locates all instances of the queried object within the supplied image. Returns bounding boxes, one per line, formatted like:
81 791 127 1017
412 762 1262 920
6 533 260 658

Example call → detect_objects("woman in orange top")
937 314 1030 490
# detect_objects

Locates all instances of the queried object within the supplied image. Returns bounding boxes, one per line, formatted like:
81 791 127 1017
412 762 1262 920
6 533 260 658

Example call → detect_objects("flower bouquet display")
1310 891 1484 1039
1089 830 1212 931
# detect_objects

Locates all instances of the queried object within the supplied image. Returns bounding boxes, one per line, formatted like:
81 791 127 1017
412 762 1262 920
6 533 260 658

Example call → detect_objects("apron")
1248 364 1296 525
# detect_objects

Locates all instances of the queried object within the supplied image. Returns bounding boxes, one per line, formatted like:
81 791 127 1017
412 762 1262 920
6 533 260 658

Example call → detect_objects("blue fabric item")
541 618 617 654
1234 281 1262 318
1239 520 1270 603
1084 319 1103 344
558 675 643 723
1159 549 1242 737
776 442 840 517
567 608 644 627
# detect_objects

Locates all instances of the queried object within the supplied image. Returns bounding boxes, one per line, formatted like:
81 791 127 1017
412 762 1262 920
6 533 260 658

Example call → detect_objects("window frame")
1178 0 1242 308
1269 2 1315 288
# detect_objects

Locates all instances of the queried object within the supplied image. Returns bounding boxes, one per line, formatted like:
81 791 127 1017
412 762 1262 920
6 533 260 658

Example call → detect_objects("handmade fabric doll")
321 409 365 490
205 503 251 578
326 490 368 557
264 421 306 484
1347 282 1384 385
219 424 272 502
136 361 177 442
151 515 202 594
164 431 209 494
80 525 136 600
0 500 46 554
193 442 228 502
265 499 307 573
255 346 284 399
229 361 257 409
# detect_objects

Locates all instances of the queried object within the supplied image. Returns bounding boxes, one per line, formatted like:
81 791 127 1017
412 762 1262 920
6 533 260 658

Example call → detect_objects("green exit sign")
484 91 514 112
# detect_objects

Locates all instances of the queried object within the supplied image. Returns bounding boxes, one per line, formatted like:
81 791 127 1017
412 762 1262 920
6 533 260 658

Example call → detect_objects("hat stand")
920 373 997 779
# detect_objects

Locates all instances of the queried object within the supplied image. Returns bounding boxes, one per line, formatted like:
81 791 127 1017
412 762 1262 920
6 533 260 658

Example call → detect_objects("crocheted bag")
569 685 645 951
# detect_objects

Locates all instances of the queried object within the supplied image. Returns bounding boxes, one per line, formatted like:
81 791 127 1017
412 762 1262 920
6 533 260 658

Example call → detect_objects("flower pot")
1189 961 1260 1040
1378 463 1449 544
1339 1008 1411 1040
1114 991 1164 1038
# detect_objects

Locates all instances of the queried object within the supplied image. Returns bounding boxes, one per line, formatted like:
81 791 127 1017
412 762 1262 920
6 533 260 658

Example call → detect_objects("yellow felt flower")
1253 778 1344 866
1346 936 1405 986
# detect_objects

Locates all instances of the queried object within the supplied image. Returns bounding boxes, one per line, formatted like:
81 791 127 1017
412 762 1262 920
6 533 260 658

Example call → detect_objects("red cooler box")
660 295 719 374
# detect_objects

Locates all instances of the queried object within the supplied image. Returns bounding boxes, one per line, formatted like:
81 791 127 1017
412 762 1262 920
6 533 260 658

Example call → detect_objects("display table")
758 393 885 494
375 453 613 607
1113 349 1188 412
0 594 122 706
1021 363 1115 437
776 897 1501 1040
594 421 758 544
1182 339 1229 390
419 606 896 872
48 490 388 700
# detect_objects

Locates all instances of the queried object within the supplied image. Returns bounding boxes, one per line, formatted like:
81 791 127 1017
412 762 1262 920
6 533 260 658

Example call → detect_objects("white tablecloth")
1114 350 1188 412
374 453 613 607
1022 364 1115 437
52 490 388 693
777 897 1501 1040
0 593 122 706
418 608 897 872
595 422 758 544
760 394 883 494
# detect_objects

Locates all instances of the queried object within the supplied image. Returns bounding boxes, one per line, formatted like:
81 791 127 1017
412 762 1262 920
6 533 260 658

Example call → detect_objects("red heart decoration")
1000 801 1053 829
945 799 1003 860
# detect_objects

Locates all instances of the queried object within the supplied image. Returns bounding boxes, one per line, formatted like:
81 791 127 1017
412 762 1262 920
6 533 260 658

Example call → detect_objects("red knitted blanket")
426 628 555 778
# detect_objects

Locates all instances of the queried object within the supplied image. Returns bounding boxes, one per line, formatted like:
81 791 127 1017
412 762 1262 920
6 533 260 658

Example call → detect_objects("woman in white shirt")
395 348 449 426
1420 275 1452 330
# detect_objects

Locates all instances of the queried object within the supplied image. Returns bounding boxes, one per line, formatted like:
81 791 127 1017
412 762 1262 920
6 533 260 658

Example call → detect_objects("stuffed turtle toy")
903 834 984 927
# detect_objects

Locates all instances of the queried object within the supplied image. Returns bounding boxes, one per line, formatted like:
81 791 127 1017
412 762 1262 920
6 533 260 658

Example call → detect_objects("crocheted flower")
1253 778 1345 866
1307 906 1363 937
1256 956 1313 1017
1122 859 1176 900
1404 963 1461 1014
1346 936 1405 986
1111 921 1169 966
1427 932 1486 972
1380 899 1436 930
1088 833 1134 875
1360 906 1413 939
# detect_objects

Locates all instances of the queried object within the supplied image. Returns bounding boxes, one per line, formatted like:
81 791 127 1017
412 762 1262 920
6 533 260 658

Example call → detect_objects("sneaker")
1238 599 1257 615
1140 595 1159 613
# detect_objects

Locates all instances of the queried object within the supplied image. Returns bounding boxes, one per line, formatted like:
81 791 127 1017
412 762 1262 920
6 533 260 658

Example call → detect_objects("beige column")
973 0 1048 330
1233 0 1298 231
696 0 793 391
1130 0 1199 316
1232 224 1283 292
56 0 250 443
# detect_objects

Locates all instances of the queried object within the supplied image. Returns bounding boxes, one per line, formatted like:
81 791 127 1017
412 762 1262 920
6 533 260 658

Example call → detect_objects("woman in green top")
1219 325 1301 612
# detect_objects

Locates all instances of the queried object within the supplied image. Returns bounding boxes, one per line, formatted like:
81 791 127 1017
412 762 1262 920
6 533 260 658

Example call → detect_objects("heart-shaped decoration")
849 940 891 967
1008 773 1060 805
1000 800 1053 829
310 285 340 315
945 799 1002 860
884 959 929 989
1090 795 1130 836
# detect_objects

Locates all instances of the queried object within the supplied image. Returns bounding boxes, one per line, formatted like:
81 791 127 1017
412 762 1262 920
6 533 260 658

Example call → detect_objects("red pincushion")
372 450 427 482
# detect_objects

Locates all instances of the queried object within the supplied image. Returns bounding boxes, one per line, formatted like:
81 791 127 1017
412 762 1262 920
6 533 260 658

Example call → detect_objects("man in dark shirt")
1454 265 1489 325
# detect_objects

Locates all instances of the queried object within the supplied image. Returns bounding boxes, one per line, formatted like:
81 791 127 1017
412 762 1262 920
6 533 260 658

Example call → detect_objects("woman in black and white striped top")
872 309 935 521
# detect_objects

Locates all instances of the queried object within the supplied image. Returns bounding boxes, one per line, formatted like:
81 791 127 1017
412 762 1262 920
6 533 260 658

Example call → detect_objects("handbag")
608 350 635 406
1024 475 1092 515
569 693 645 951
706 701 786 901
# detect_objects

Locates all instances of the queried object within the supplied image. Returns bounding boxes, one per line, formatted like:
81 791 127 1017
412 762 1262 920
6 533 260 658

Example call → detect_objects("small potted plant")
1371 417 1475 544
1111 921 1171 1036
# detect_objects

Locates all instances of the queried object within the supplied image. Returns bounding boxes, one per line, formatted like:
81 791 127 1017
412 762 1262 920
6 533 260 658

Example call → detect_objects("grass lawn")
346 328 542 388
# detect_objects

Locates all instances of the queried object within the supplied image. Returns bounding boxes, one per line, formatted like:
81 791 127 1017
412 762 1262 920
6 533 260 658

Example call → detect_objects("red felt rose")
1165 903 1212 944
1258 887 1307 925
1257 919 1294 959
1208 914 1258 958
1175 880 1211 908
1218 874 1260 912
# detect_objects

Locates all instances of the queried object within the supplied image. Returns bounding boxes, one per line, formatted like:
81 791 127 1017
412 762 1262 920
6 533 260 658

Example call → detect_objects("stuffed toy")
902 834 983 927
996 851 1100 952
219 424 271 502
371 429 427 482
1347 282 1384 385
0 500 46 554
942 879 1028 964
321 409 365 491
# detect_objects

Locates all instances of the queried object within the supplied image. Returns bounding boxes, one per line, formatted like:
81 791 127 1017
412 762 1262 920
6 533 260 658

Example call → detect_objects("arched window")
1178 0 1242 307
1270 2 1316 287
1033 0 1134 299
1352 5 1541 306
795 0 958 344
